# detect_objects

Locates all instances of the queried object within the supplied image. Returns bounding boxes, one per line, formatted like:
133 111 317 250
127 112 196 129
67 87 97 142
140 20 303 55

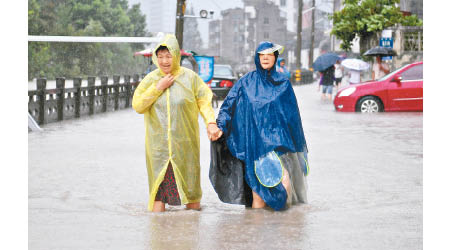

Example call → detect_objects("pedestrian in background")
212 41 309 211
334 60 343 89
276 57 291 79
132 34 220 212
321 65 335 100
372 55 390 80
348 69 361 85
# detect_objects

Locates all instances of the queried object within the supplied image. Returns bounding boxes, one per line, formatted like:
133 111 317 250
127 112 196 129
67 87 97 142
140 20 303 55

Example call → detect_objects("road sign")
194 56 214 83
379 37 393 61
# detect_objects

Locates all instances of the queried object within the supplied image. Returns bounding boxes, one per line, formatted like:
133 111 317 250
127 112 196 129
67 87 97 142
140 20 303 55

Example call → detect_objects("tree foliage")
28 0 150 80
331 0 423 51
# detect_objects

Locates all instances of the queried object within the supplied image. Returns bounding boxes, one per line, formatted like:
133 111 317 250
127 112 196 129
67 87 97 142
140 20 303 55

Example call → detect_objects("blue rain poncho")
216 42 309 210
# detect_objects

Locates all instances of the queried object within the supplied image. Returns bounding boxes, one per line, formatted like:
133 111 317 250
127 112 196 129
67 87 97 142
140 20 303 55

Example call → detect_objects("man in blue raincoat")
211 41 309 211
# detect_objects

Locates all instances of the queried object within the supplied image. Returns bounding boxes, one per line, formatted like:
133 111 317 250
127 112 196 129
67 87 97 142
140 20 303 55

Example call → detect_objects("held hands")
207 123 223 141
156 74 175 91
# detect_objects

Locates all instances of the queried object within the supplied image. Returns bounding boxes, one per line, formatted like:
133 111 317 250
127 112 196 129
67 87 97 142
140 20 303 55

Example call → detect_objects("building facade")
208 0 288 72
128 0 176 33
400 0 423 19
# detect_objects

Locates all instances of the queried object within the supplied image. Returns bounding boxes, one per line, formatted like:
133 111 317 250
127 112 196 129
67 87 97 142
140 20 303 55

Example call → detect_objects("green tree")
331 0 422 52
28 0 149 80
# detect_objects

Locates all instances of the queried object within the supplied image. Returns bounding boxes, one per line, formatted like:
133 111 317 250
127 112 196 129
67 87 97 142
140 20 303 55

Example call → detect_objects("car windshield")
376 63 411 81
214 65 233 77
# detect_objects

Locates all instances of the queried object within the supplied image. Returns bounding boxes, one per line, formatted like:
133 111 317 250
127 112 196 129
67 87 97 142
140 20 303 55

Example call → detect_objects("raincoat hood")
255 42 287 85
152 34 182 76
276 58 286 68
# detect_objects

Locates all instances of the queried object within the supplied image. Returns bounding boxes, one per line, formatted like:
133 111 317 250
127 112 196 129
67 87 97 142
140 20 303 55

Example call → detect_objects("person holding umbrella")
320 65 335 100
340 58 370 85
312 52 340 94
372 56 390 80
363 46 396 80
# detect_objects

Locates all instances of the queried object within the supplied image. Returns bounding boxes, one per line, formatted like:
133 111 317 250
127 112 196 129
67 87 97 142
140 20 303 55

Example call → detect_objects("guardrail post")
124 75 131 108
73 77 82 118
100 76 108 112
37 78 47 125
113 75 120 110
56 77 65 121
88 76 95 115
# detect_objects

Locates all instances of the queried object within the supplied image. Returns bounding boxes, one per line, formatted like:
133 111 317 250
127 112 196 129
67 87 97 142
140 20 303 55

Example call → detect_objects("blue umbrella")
312 53 340 72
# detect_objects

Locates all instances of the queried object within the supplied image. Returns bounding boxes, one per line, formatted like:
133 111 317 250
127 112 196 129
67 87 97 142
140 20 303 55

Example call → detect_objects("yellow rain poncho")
132 35 215 210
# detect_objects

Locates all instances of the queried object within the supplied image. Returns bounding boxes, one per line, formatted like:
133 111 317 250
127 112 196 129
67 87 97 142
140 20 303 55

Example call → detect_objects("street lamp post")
175 0 186 49
175 0 214 50
295 0 304 70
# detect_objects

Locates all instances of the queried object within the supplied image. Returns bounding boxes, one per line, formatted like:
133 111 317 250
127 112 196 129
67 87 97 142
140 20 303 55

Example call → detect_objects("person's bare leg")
152 201 165 212
252 191 266 208
186 202 201 210
281 168 292 205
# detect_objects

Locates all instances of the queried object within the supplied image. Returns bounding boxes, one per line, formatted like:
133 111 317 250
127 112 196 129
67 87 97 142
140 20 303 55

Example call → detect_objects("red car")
334 61 423 112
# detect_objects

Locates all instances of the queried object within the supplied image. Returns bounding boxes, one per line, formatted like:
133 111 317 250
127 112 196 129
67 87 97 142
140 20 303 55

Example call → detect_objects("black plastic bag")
209 137 252 207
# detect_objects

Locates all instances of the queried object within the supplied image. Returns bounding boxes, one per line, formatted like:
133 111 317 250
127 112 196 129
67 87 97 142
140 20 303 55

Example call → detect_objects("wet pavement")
29 82 422 250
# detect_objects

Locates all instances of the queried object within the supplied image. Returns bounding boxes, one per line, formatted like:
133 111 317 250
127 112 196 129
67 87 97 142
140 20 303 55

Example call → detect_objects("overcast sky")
186 0 244 48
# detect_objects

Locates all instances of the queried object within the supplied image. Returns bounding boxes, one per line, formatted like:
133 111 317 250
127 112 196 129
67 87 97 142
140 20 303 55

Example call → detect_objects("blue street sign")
194 56 214 83
379 37 393 61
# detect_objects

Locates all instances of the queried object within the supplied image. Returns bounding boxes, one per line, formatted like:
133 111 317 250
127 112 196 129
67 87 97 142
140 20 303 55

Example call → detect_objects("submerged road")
29 82 422 250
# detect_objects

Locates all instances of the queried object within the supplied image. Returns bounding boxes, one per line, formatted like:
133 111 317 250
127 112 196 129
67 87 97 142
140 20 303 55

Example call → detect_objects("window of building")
264 32 269 39
264 17 269 24
281 0 286 6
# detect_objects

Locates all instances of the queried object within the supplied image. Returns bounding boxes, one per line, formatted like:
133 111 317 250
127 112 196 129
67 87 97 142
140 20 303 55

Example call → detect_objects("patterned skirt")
154 163 181 205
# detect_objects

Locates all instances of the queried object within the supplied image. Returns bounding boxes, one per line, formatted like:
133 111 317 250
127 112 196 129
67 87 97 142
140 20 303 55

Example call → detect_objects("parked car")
334 61 423 113
206 64 237 99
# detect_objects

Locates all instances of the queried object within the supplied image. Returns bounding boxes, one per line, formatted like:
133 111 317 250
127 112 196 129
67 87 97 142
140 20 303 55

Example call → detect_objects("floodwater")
29 82 422 250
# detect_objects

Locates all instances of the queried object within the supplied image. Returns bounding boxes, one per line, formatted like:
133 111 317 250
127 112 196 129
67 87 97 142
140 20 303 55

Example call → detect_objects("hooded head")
152 34 182 76
276 57 286 68
254 41 287 84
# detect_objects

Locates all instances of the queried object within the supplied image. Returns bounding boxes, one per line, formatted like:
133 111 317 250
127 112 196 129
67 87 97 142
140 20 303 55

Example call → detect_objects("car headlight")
338 87 356 97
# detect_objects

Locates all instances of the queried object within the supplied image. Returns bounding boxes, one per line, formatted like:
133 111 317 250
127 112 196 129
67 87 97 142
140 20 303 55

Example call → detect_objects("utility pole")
175 0 186 49
308 0 315 69
295 0 303 70
331 0 338 51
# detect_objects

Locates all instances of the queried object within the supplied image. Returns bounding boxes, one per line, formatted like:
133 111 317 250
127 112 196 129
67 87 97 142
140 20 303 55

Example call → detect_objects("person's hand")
156 74 175 91
207 123 223 141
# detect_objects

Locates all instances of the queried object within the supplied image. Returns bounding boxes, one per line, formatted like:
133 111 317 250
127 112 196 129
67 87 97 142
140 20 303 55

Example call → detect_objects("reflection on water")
147 212 200 250
143 205 308 250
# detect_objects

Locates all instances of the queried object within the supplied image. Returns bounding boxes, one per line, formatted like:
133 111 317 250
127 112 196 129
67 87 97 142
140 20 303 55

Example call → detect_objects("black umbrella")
363 46 397 56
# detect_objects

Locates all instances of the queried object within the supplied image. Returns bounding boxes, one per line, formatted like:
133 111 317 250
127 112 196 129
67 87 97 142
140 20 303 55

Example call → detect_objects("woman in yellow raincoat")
132 34 220 212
